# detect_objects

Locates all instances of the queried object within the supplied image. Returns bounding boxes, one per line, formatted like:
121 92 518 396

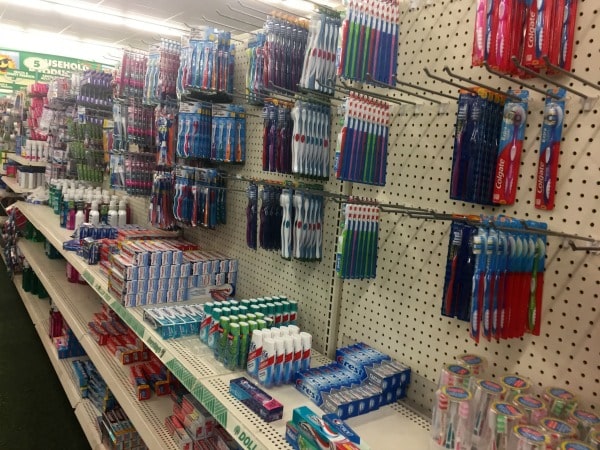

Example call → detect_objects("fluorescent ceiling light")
1 0 188 37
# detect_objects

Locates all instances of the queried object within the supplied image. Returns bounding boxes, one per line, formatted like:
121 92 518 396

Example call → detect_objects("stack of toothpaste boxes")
106 234 237 307
295 343 411 420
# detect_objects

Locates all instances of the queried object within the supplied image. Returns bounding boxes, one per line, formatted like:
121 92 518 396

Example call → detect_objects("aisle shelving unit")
16 237 179 450
13 201 431 450
12 273 105 450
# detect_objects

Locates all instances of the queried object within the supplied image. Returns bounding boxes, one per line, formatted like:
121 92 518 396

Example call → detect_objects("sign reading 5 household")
0 48 104 93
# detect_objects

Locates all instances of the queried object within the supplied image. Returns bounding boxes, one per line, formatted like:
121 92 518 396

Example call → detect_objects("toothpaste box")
229 377 284 422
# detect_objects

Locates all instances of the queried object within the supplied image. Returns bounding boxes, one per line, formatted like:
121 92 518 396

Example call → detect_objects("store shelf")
14 202 432 450
1 176 30 194
17 238 179 450
12 274 104 448
7 153 47 167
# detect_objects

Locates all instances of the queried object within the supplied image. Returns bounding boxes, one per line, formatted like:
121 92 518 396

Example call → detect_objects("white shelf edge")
2 176 30 194
14 202 432 450
75 401 107 450
7 153 48 167
17 237 178 450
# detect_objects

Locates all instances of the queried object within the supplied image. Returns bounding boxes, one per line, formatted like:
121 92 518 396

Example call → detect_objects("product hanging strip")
338 0 400 85
441 216 547 342
335 204 379 280
149 169 177 231
335 92 391 186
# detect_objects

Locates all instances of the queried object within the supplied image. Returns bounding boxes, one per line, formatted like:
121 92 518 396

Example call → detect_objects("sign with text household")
0 48 104 93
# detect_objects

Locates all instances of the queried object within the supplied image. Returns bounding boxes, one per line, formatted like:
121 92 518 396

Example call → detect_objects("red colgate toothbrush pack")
521 0 555 69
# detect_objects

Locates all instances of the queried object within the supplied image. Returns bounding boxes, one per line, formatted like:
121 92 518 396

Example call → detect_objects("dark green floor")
0 258 91 449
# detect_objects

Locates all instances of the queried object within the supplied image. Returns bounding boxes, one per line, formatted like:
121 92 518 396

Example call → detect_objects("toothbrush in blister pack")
535 88 565 210
493 90 529 205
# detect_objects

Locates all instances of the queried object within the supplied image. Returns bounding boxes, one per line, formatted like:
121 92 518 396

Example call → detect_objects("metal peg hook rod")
510 56 589 99
238 0 311 21
336 80 418 106
267 81 332 106
442 66 521 102
423 68 480 95
366 73 442 104
518 219 596 243
202 15 258 36
542 56 600 93
482 62 562 99
226 4 265 26
395 77 458 101
568 240 600 252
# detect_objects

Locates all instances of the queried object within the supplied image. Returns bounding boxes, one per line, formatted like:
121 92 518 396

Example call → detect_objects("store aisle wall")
0 259 91 450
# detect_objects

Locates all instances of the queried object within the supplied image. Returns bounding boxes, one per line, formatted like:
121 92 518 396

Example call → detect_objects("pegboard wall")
124 0 599 419
336 0 600 415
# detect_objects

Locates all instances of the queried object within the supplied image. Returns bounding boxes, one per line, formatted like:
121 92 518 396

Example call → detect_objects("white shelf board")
2 176 30 194
7 152 48 167
14 202 432 450
17 237 180 450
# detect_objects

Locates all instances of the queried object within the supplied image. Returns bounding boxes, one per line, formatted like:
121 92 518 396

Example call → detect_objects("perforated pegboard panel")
336 0 600 416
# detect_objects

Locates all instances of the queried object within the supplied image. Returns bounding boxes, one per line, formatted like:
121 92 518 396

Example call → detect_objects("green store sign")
0 48 105 94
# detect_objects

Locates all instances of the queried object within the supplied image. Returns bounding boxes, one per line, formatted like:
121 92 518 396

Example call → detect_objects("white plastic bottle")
89 200 100 226
117 200 127 227
74 204 85 229
258 337 275 388
107 200 118 226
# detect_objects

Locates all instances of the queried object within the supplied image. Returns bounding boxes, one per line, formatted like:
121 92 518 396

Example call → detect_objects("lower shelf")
12 274 105 449
1 176 30 194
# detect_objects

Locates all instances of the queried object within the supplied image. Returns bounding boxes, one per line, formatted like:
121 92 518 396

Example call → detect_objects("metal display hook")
542 56 600 92
336 79 419 106
201 15 258 36
568 240 600 252
395 77 458 101
226 4 264 26
238 0 311 21
267 81 332 107
442 66 521 102
366 73 442 104
482 62 562 99
423 68 481 95
510 56 598 111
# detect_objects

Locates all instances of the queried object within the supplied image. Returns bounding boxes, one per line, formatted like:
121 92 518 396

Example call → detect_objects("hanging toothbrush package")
246 33 267 104
335 93 391 186
291 100 331 179
471 0 579 73
262 99 293 174
534 88 566 211
338 0 400 85
335 204 379 280
449 89 510 205
118 50 148 99
493 90 529 205
172 166 227 228
521 0 555 70
144 39 181 104
246 183 259 250
442 216 547 342
280 189 324 262
178 28 234 95
155 105 177 168
263 15 308 94
149 169 177 231
299 10 341 95
176 101 212 159
211 104 246 163
259 185 283 251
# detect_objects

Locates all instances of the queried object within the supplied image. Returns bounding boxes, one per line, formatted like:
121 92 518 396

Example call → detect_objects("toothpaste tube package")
229 377 283 422
493 89 529 205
